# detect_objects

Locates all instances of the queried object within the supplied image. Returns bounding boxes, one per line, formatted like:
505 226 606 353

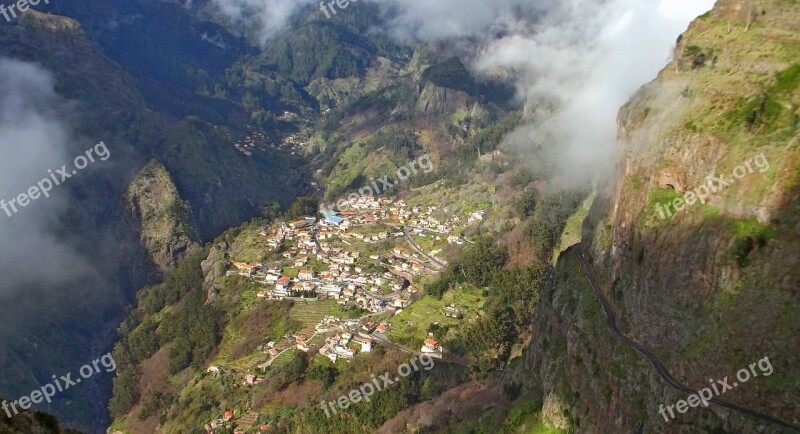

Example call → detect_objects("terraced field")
269 350 296 368
288 300 338 333
387 285 484 347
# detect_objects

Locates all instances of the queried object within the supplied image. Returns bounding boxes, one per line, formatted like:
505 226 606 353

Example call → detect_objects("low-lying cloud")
0 58 100 314
210 0 315 45
206 0 714 185
381 0 716 187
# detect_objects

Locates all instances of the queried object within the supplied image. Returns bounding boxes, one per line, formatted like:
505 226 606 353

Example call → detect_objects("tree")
285 196 319 220
307 363 337 387
284 353 308 384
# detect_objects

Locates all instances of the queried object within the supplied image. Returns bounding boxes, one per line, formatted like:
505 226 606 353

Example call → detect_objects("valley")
0 0 798 433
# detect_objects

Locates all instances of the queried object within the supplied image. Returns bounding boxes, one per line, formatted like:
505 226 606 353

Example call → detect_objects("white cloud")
205 0 715 185
412 0 716 187
0 59 99 304
210 0 316 46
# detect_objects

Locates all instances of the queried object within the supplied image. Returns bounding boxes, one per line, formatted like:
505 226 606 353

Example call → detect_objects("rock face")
126 160 200 273
524 0 800 432
201 240 229 300
415 82 475 115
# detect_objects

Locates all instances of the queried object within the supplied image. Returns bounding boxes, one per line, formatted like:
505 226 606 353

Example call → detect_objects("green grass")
647 188 681 209
405 181 492 214
108 419 130 433
324 142 398 200
438 399 567 434
229 226 272 263
726 218 777 266
643 187 681 224
552 191 594 264
502 402 567 434
270 350 296 368
281 267 299 278
699 203 721 219
626 174 644 188
726 63 800 136
387 284 483 347
729 218 778 239
289 300 339 331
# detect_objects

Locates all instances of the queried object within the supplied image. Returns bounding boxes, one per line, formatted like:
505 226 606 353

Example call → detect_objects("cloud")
0 58 101 316
204 0 714 186
381 0 549 41
210 0 316 46
379 0 716 187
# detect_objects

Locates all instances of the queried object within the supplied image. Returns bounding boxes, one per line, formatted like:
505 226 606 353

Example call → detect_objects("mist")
0 58 101 317
210 0 316 45
473 0 717 187
205 0 714 185
380 0 716 187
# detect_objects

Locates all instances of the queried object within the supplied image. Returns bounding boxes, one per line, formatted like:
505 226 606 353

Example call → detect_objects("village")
203 194 480 432
233 128 310 157
226 195 480 310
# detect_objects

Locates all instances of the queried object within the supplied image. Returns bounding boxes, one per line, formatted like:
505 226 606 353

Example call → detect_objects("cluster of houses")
229 198 448 312
233 131 270 157
314 316 361 333
316 321 392 363
406 205 459 234
223 195 484 335
266 265 409 313
199 196 486 433
319 331 374 363
233 127 310 158
204 410 235 432
387 246 433 277
443 304 463 319
279 132 309 154
468 209 486 224
204 410 272 433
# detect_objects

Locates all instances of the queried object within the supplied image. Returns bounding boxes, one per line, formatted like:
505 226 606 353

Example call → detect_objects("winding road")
403 226 445 270
573 245 800 432
368 333 467 367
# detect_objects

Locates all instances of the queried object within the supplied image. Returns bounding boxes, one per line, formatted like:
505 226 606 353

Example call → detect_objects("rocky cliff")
523 0 799 432
126 161 200 273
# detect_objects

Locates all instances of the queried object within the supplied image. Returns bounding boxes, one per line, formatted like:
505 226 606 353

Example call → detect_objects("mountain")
1 0 798 433
511 1 800 432
0 1 509 430
1 398 80 434
0 2 309 430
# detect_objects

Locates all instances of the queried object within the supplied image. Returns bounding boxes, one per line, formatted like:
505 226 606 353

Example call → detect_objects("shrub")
731 236 755 267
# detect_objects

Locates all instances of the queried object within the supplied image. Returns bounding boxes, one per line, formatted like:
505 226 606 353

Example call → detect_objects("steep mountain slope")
126 161 201 273
102 28 526 430
0 1 433 429
0 5 302 431
513 0 800 432
0 398 80 434
3 1 797 433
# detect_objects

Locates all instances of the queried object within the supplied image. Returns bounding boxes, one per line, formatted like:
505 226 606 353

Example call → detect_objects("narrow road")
369 333 467 367
404 226 445 269
406 225 450 236
574 245 800 432
257 330 320 370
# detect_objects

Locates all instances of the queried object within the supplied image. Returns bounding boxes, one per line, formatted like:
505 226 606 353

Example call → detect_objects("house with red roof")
421 338 442 358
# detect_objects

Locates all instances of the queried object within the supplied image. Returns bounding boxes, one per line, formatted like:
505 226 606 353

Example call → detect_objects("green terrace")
387 283 484 350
